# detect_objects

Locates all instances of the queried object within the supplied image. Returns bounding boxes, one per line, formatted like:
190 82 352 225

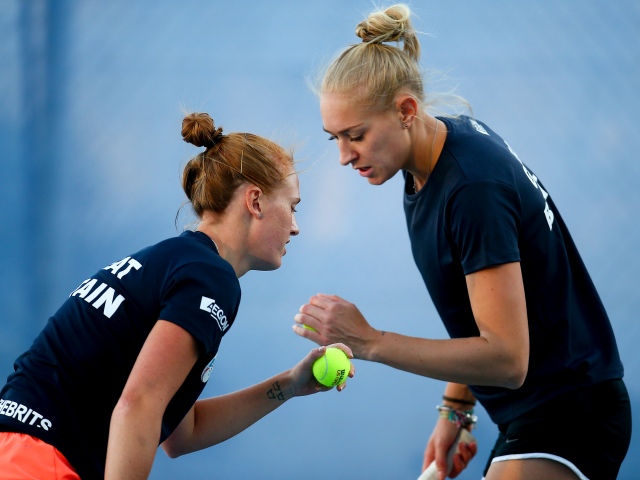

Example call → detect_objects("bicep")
121 320 199 410
466 262 529 376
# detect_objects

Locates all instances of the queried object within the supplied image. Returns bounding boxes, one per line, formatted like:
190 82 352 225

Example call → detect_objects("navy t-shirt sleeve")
158 261 239 353
448 180 522 274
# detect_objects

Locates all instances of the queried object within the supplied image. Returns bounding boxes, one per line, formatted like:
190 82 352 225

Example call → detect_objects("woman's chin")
252 258 282 272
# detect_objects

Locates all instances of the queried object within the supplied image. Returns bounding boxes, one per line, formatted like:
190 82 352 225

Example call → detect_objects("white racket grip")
417 429 475 480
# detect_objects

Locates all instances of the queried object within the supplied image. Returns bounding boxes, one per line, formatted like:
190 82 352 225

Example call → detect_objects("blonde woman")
294 5 630 480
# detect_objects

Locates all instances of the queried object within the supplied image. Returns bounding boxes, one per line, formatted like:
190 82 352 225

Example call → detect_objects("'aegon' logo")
200 297 229 332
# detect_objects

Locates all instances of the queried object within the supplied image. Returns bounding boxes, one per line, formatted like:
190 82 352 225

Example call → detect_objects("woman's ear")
245 184 264 220
397 94 419 126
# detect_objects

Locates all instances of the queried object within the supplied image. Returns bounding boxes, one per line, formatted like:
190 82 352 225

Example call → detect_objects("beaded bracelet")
436 404 478 428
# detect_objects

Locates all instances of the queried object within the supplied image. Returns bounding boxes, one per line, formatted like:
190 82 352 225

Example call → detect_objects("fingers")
327 342 353 358
292 321 319 338
307 345 327 362
307 293 353 312
297 299 332 322
291 342 359 397
449 439 477 478
297 346 326 377
422 445 435 472
330 343 356 392
326 343 355 392
314 292 344 303
292 295 340 341
292 322 329 351
293 302 326 336
423 424 458 478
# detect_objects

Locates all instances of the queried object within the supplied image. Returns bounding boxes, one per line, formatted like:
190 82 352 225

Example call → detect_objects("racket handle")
417 429 475 480
417 460 440 480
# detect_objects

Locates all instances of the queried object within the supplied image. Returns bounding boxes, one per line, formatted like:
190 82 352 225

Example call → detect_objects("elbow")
502 355 528 389
504 366 527 389
161 441 186 459
161 430 193 459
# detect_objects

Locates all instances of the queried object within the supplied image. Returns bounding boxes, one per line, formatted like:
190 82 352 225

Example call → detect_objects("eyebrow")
323 124 363 135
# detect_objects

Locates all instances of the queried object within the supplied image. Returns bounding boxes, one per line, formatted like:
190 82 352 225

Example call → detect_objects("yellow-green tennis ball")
312 347 351 388
303 325 317 333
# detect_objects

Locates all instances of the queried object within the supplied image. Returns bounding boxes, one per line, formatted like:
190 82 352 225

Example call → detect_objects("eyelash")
327 135 363 142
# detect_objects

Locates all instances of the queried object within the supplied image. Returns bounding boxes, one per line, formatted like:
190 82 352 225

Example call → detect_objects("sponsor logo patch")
200 296 229 332
201 356 216 383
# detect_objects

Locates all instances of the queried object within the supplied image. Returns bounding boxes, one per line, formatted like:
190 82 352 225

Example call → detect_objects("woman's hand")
293 294 379 360
288 343 355 396
422 420 477 479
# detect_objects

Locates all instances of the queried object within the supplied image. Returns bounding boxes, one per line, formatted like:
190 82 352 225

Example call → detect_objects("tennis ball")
303 325 317 332
312 347 351 388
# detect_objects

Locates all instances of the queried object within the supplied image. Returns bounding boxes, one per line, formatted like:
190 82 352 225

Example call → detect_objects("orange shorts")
0 432 79 480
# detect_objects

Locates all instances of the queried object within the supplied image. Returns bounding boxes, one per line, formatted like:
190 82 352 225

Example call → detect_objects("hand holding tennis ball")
312 347 352 388
288 344 354 397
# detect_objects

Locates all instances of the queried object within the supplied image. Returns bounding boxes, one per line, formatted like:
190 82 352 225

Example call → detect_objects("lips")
357 166 372 177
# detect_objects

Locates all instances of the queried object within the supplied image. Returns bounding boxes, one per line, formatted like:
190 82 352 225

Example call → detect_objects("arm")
107 319 354 476
105 320 199 480
161 343 355 458
294 261 529 388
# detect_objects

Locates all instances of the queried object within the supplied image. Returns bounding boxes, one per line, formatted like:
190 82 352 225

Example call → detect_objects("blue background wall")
1 1 638 478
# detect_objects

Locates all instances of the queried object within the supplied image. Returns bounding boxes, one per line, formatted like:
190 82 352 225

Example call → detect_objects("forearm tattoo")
266 381 285 401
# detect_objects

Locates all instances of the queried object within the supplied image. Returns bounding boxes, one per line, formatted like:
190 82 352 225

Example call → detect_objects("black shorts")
483 379 631 480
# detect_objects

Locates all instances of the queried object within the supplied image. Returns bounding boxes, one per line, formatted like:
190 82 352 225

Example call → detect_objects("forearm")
366 331 525 388
106 401 163 480
166 372 294 456
442 383 476 408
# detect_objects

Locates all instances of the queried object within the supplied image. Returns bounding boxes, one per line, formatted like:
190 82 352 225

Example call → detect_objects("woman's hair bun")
355 4 411 44
181 112 224 148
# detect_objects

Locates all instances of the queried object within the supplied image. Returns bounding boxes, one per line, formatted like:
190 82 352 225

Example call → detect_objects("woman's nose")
338 141 357 166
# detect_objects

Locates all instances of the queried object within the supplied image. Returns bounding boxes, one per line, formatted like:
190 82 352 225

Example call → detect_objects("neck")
411 116 443 192
197 216 249 278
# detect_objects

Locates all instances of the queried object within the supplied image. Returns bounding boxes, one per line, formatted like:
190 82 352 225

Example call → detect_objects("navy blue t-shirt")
0 230 240 479
403 116 623 425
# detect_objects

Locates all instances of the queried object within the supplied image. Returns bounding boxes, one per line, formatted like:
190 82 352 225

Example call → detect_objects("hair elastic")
442 395 476 406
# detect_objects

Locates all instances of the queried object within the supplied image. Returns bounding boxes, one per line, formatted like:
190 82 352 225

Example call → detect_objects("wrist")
360 328 384 362
436 404 477 429
274 373 296 401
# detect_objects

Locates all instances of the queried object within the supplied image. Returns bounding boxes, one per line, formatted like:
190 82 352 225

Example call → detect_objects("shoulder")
148 230 210 252
439 116 519 184
132 231 237 282
142 231 216 259
441 116 507 157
